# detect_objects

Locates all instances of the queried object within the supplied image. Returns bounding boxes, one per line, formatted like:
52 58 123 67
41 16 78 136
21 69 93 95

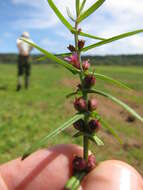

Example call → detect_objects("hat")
22 32 30 38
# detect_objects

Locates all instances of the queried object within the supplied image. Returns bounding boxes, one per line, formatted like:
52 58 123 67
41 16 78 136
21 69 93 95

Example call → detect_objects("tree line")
0 53 143 66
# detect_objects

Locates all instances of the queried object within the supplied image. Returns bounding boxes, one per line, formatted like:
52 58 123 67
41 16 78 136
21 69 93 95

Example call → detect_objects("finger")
0 174 8 190
0 144 83 190
82 160 143 190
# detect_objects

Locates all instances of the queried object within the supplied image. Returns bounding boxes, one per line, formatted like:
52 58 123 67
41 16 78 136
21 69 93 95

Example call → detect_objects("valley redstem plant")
21 0 143 189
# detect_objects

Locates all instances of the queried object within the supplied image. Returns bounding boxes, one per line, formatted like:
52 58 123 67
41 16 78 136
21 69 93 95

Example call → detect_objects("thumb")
82 160 143 190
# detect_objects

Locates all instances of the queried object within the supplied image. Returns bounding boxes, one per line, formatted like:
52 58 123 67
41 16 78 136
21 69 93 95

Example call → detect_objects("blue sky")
0 0 143 55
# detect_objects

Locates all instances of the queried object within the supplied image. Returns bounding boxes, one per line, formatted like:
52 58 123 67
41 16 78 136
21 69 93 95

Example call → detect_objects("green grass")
0 63 143 175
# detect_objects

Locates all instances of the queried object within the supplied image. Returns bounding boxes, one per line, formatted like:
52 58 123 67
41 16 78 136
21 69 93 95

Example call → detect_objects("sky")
0 0 143 55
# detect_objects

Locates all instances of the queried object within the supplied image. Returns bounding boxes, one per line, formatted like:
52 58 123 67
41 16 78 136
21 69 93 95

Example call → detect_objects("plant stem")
83 92 89 161
74 16 89 162
65 172 86 190
83 135 89 160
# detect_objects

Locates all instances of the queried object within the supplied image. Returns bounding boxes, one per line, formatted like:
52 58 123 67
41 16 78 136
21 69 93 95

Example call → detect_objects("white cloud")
11 0 58 29
11 0 143 54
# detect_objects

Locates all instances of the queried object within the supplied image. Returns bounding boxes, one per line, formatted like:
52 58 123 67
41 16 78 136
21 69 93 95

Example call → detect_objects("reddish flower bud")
73 156 87 172
67 45 76 52
74 97 87 112
78 40 85 49
78 28 82 34
88 119 101 133
83 74 96 88
73 119 85 131
64 53 80 69
88 98 98 111
73 62 80 69
87 154 96 172
82 60 90 71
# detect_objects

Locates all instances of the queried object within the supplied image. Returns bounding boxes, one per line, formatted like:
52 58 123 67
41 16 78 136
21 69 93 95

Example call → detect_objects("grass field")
0 63 143 175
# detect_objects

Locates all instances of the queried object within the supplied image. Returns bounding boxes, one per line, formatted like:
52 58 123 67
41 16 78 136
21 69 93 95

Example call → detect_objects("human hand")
0 144 143 190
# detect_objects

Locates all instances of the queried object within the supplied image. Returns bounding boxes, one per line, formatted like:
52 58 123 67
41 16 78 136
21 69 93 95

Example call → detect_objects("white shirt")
17 38 33 56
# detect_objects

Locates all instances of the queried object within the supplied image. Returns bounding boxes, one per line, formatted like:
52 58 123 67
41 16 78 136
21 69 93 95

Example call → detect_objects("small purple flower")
78 28 82 34
87 154 96 172
72 156 87 172
67 44 76 52
88 98 98 111
73 119 85 131
64 53 80 69
78 40 85 49
83 74 96 88
82 60 90 71
88 119 101 133
74 97 87 112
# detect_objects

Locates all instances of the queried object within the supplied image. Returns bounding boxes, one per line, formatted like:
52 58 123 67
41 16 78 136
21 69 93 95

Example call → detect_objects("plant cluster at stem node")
72 154 96 174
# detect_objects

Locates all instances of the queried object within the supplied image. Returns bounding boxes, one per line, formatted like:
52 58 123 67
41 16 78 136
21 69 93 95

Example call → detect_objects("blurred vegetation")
0 63 142 175
0 53 143 66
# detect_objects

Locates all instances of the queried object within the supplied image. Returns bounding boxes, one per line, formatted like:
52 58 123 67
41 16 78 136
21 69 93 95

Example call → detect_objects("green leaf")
22 114 84 160
73 131 104 146
47 0 73 31
79 31 106 40
65 172 86 190
72 28 106 40
89 88 143 122
92 72 130 90
76 0 80 16
79 0 86 14
91 111 122 144
66 91 79 98
92 134 104 146
55 52 72 57
36 55 48 62
66 7 76 22
100 118 122 144
73 131 82 138
78 0 105 23
37 52 72 62
21 38 79 74
82 29 143 52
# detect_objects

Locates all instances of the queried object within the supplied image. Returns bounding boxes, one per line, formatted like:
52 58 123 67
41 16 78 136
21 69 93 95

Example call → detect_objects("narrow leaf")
73 131 82 137
100 118 122 144
47 0 73 31
76 0 80 16
72 28 106 40
92 134 104 146
79 0 86 14
55 52 72 57
89 88 143 122
79 31 106 40
82 29 143 52
92 72 130 90
37 52 72 62
21 38 79 74
78 0 105 23
66 91 79 98
73 131 104 146
36 55 48 62
22 114 84 160
66 7 76 22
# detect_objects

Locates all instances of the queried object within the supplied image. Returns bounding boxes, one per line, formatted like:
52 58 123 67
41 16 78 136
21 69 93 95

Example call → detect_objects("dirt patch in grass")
61 78 79 88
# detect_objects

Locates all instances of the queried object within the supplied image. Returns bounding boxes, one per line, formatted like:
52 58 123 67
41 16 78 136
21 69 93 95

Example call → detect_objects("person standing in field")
16 32 33 91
